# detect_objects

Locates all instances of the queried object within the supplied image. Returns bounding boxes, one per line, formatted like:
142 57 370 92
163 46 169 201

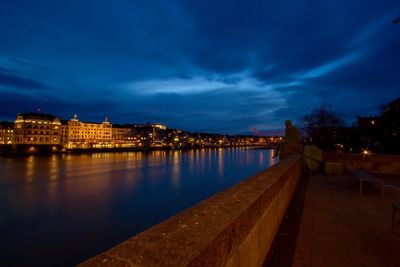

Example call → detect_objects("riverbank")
0 144 275 157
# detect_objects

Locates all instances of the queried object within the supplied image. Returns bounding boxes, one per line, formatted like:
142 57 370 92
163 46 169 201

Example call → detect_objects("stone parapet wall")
79 155 303 267
324 153 400 175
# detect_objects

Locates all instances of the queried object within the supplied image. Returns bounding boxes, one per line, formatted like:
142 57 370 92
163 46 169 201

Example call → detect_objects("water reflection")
49 155 59 180
218 148 224 177
25 155 34 182
0 148 277 267
171 151 181 188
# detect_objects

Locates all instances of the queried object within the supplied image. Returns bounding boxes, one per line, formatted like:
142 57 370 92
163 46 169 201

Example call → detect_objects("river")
0 147 278 266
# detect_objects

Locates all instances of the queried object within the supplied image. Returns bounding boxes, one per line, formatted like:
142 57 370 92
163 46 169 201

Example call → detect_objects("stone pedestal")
280 144 303 159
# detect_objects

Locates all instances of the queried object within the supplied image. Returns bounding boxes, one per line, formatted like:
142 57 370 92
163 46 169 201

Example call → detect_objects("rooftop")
265 172 400 267
17 112 60 120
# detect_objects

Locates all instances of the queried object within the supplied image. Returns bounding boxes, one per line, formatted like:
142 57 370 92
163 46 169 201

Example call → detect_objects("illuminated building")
152 123 167 130
60 124 68 146
133 123 168 147
13 113 62 145
112 127 142 147
67 114 112 148
0 121 14 144
112 127 131 140
5 112 281 151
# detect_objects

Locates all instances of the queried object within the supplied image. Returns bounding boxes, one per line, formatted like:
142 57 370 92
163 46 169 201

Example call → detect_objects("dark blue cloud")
0 70 48 90
0 0 399 134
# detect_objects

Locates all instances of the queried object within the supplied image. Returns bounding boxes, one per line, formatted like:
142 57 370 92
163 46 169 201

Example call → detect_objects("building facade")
112 127 142 147
60 124 69 146
112 127 131 141
66 114 112 148
13 113 62 145
0 121 14 145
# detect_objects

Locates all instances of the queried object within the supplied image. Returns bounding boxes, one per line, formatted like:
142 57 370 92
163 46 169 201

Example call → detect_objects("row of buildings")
0 112 280 151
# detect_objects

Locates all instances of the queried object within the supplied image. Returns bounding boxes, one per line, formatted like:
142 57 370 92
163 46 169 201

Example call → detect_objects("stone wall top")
79 155 302 267
324 153 400 175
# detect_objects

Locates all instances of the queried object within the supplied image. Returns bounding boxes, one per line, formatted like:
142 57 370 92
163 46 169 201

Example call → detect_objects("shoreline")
0 144 274 157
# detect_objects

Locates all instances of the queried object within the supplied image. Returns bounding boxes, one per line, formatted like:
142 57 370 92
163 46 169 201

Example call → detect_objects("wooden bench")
351 169 384 197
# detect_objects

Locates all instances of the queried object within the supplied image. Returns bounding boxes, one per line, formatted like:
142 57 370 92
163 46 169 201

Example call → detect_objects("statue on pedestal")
276 120 303 158
284 120 301 144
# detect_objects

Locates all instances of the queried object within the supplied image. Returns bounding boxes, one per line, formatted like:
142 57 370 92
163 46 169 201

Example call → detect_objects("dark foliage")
300 105 346 151
379 97 400 153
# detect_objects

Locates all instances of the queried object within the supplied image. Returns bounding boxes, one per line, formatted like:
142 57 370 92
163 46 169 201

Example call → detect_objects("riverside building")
0 121 14 144
112 127 142 147
66 114 112 148
13 113 62 145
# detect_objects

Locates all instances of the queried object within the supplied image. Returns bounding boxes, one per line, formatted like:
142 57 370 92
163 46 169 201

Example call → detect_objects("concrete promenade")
266 173 400 267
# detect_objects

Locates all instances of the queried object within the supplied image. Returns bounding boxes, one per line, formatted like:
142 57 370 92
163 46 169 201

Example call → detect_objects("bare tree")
300 105 345 151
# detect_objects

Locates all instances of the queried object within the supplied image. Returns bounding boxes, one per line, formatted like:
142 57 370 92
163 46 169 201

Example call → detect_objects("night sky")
0 1 399 134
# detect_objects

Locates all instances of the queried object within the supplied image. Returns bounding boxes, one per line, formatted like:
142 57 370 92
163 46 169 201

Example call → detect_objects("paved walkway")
265 173 400 267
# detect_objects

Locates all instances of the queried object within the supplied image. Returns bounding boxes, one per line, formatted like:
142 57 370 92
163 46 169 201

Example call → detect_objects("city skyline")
1 111 280 152
1 1 400 135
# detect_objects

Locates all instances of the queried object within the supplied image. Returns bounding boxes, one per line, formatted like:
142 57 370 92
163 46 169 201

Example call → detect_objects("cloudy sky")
0 0 399 134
